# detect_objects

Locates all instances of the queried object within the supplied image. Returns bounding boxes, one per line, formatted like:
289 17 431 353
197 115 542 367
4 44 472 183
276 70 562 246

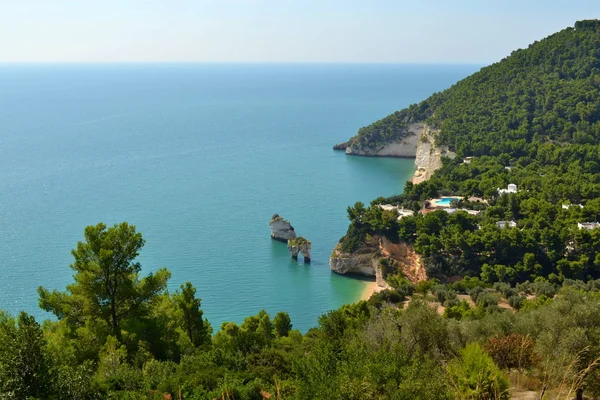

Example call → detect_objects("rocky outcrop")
330 236 426 284
378 238 427 284
341 123 426 157
330 244 378 276
336 122 456 184
412 125 456 184
333 141 349 151
270 214 296 242
287 237 311 263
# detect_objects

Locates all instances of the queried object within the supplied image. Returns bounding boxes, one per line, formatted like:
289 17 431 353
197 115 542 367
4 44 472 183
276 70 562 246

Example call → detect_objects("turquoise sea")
0 63 479 331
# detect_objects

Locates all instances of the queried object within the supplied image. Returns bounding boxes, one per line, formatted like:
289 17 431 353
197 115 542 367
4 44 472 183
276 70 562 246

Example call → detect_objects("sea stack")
270 214 297 242
287 237 311 263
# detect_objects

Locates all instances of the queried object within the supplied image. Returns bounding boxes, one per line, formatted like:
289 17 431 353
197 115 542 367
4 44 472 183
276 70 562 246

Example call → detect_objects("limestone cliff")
341 123 425 157
270 214 296 242
412 125 456 184
287 237 311 263
330 236 426 285
330 243 378 276
336 121 455 184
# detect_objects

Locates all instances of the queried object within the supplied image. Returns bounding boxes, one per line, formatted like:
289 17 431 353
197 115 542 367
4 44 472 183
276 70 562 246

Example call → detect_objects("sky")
0 0 599 64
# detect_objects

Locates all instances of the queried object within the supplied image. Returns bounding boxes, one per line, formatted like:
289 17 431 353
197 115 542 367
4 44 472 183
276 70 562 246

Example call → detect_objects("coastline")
360 280 377 301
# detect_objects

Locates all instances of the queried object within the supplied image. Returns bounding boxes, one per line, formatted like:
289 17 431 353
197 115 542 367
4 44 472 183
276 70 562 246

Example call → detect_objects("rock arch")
287 237 311 263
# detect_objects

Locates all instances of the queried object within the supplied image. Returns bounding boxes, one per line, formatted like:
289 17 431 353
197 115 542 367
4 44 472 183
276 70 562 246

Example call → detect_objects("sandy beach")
360 280 378 301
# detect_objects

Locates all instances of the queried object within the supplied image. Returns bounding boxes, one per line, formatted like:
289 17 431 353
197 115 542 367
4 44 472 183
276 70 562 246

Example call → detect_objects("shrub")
532 280 556 298
476 292 499 308
507 295 525 310
469 286 485 303
483 334 536 371
448 343 510 400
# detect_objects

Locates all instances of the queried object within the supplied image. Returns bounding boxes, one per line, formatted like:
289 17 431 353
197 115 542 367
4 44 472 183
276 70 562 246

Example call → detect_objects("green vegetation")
287 237 311 247
3 224 600 398
348 20 600 155
5 20 600 399
337 20 600 287
346 111 411 150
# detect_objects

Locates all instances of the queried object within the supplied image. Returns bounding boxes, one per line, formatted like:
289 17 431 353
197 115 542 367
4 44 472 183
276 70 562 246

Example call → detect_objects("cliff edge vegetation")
334 20 600 289
340 20 600 157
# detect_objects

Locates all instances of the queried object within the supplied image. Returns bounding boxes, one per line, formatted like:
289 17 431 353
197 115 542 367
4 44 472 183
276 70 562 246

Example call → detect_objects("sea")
0 63 479 331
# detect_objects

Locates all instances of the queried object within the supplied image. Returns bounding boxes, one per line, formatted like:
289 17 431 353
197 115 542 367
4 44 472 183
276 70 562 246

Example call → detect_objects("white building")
497 183 517 195
443 208 481 216
562 204 584 210
378 204 415 220
497 220 517 229
578 222 600 230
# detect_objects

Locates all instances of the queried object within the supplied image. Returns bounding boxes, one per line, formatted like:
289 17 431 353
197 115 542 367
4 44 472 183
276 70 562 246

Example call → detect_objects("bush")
484 334 536 371
448 343 510 400
469 287 485 303
507 295 525 310
516 281 533 295
443 297 461 308
532 280 556 298
492 282 510 296
414 279 438 294
369 289 404 308
476 292 499 308
443 300 472 320
452 277 485 294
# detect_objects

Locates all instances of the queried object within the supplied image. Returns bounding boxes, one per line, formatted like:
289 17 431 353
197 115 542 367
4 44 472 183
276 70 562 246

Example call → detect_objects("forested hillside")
346 20 600 154
336 20 600 284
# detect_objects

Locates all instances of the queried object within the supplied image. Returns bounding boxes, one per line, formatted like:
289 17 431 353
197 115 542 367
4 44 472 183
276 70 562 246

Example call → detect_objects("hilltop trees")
38 222 171 342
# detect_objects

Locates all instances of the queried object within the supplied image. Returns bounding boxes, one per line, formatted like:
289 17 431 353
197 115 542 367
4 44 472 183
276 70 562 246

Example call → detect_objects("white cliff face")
329 246 377 276
340 122 455 184
345 123 425 157
412 125 456 184
270 216 296 242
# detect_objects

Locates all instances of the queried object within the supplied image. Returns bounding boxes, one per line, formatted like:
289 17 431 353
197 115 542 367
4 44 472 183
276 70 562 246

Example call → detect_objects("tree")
38 222 171 341
173 282 210 347
256 311 274 341
273 312 292 338
0 312 53 399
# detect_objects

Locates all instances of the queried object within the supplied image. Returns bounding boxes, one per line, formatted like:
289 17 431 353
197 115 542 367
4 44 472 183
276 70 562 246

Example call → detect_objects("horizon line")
0 61 488 66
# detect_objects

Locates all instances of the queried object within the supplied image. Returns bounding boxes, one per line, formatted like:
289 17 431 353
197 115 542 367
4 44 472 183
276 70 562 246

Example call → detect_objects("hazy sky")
1 0 599 63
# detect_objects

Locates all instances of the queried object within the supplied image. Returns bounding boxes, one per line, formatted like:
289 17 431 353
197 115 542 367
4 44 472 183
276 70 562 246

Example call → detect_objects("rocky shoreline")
333 122 454 184
330 123 450 297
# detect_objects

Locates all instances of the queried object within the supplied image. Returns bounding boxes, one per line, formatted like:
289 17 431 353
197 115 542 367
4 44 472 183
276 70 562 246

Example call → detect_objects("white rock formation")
344 123 425 157
287 237 311 263
329 244 377 276
412 124 455 184
340 122 455 184
270 214 296 242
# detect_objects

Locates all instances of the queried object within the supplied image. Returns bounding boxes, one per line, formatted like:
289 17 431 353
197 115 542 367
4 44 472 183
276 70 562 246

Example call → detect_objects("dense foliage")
3 222 600 399
347 20 600 155
338 20 600 287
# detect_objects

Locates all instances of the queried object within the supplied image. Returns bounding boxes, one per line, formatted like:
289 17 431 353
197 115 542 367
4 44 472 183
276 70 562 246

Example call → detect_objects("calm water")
0 63 478 331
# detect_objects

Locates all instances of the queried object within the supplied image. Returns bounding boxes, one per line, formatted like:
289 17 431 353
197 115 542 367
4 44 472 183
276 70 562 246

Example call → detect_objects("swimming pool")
437 197 459 205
